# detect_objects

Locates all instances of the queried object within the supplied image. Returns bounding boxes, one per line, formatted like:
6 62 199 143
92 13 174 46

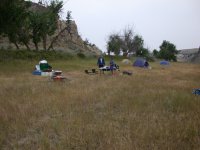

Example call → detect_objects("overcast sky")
32 0 200 52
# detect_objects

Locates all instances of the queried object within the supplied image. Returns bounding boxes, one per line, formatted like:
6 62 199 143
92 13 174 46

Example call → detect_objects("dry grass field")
0 58 200 150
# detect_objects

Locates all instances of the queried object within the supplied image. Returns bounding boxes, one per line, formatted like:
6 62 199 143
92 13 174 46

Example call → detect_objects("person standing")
97 55 105 68
97 56 105 74
110 57 115 75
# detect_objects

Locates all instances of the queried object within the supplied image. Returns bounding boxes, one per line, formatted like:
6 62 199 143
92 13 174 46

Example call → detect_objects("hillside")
0 2 102 56
177 48 200 63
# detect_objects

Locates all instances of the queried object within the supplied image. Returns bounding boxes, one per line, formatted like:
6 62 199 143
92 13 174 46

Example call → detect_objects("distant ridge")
177 48 200 63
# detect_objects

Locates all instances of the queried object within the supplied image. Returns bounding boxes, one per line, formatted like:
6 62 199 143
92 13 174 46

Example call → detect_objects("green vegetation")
0 49 74 61
106 27 149 57
0 58 200 149
153 40 178 61
106 28 178 62
0 0 63 51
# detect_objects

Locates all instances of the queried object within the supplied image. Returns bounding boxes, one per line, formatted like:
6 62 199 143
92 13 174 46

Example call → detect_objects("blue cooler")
32 70 41 75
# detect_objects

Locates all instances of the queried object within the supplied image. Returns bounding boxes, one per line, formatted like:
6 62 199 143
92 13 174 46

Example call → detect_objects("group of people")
97 56 117 75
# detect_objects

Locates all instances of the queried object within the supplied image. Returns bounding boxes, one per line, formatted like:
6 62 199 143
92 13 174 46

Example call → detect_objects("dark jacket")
97 57 105 66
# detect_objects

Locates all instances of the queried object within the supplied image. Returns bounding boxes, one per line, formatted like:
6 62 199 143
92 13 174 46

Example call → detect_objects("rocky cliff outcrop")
176 48 199 63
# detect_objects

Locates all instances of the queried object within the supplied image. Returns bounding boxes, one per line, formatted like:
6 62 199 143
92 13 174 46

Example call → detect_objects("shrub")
0 49 74 61
77 52 85 59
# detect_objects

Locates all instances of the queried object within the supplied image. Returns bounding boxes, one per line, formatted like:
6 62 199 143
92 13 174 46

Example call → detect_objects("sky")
32 0 200 52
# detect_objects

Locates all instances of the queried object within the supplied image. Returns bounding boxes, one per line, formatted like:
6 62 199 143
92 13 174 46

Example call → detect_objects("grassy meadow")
0 58 200 149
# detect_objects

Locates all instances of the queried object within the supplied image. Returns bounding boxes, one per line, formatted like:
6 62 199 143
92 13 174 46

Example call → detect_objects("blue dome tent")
160 60 170 66
133 58 149 68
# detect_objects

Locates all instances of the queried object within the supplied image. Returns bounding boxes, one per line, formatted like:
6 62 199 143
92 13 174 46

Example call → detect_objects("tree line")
106 27 178 61
0 0 73 51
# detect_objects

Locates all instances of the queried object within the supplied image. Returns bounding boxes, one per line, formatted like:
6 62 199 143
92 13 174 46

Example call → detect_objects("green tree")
159 40 178 61
153 49 159 58
66 11 73 38
133 35 144 55
29 12 42 50
107 33 122 55
136 47 149 57
121 27 134 54
0 0 31 49
48 10 73 50
30 0 63 50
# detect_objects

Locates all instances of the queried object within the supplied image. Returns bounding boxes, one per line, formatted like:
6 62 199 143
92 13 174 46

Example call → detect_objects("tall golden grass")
0 59 200 149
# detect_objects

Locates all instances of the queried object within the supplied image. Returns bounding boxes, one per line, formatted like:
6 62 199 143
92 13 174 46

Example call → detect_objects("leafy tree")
153 49 159 57
30 0 63 50
132 35 144 54
121 28 144 55
0 0 31 49
29 12 42 50
42 0 63 50
121 27 134 54
106 27 145 56
66 11 73 38
107 33 122 55
136 47 149 57
159 40 178 61
48 10 73 50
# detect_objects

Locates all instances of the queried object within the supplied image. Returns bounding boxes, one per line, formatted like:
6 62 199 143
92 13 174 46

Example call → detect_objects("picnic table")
99 66 118 71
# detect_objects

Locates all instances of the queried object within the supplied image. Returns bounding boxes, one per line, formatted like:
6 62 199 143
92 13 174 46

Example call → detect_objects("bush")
0 49 74 61
77 52 85 59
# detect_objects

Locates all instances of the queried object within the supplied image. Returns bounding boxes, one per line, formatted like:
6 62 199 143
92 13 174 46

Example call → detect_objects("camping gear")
33 60 53 76
122 59 131 64
39 60 52 71
133 58 149 68
193 89 200 95
32 70 41 75
35 65 40 71
51 70 66 81
99 65 119 71
85 69 98 75
41 72 53 76
160 60 170 66
122 70 132 75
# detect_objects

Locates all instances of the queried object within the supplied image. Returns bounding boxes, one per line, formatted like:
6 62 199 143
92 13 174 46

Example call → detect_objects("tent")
122 59 131 64
133 58 149 68
160 60 170 66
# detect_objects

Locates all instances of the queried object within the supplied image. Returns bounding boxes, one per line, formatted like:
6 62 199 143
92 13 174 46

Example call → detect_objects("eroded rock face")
176 48 199 63
192 48 200 63
0 2 102 56
50 20 102 55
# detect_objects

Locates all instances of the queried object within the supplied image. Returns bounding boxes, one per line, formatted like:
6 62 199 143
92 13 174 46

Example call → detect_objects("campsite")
0 57 200 149
1 0 200 149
